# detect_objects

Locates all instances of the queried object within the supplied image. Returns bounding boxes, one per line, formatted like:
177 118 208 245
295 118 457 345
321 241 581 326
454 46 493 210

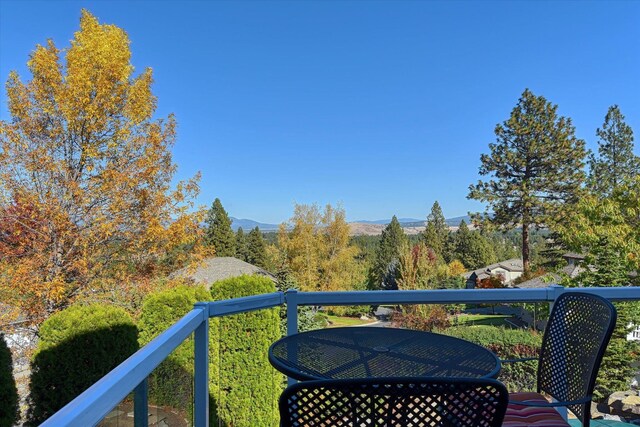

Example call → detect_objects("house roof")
463 258 524 279
171 257 276 289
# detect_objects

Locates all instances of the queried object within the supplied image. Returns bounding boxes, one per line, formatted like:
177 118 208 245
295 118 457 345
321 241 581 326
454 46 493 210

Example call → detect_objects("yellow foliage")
0 10 202 324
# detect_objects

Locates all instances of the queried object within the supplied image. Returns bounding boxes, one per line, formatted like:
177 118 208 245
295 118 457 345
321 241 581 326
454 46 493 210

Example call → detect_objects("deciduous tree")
468 89 586 272
0 11 201 323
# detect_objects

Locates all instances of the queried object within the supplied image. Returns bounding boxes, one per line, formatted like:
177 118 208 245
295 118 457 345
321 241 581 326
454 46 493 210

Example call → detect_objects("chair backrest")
537 292 617 426
279 377 508 427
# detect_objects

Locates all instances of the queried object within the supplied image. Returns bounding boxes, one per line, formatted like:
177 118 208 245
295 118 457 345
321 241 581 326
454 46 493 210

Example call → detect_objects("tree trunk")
522 221 530 274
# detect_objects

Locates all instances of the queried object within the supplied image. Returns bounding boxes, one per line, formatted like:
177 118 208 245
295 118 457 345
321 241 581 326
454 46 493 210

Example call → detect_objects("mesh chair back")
279 377 508 427
537 292 617 426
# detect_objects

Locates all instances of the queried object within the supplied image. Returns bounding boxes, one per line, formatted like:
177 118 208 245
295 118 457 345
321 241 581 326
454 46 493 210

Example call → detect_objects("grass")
452 314 515 327
325 315 376 328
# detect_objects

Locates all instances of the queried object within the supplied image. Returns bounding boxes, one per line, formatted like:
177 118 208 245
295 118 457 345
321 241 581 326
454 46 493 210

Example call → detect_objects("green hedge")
138 285 213 420
211 275 280 427
0 334 19 427
442 325 542 391
27 304 138 425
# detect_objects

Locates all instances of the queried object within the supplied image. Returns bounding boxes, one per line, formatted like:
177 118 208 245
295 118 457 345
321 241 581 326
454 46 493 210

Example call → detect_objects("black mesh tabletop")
269 327 500 381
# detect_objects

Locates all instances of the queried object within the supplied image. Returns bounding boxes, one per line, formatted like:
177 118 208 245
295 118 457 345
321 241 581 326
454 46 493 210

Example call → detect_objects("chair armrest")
500 357 537 364
509 396 592 407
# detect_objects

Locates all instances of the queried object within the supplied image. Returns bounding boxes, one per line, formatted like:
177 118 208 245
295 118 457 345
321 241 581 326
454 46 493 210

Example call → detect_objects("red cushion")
503 392 571 427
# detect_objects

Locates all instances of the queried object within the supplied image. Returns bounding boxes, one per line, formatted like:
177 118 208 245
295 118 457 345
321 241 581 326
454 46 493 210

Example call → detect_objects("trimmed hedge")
138 285 213 419
442 325 542 391
0 334 19 427
27 304 138 425
211 275 280 427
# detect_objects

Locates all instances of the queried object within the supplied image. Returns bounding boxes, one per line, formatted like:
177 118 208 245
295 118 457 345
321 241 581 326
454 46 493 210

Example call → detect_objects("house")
463 258 524 288
171 256 276 289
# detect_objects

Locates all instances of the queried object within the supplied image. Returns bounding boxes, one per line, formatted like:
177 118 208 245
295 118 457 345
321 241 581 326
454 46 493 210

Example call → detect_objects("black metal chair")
503 292 617 427
279 377 508 427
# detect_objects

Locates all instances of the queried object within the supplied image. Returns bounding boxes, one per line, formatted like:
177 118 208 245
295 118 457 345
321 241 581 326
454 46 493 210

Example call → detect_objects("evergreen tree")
205 198 236 257
468 89 586 272
588 105 640 196
421 201 449 259
453 221 496 270
369 216 407 290
247 227 267 268
235 228 249 262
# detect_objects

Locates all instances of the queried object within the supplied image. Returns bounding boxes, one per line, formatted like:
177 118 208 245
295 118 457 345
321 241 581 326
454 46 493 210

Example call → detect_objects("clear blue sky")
1 1 639 224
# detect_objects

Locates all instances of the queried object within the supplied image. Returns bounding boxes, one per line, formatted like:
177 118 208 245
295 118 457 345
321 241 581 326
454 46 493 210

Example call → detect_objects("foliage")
421 201 449 260
27 304 138 425
211 275 280 427
443 326 541 391
235 228 249 262
557 173 640 399
0 334 19 427
587 105 639 196
0 10 202 325
369 216 407 290
247 226 267 268
392 305 450 332
452 221 496 270
476 275 506 289
205 198 236 257
138 285 213 417
278 204 362 291
468 89 586 272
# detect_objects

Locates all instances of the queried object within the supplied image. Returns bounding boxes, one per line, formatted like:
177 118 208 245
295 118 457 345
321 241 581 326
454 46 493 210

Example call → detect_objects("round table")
269 327 500 381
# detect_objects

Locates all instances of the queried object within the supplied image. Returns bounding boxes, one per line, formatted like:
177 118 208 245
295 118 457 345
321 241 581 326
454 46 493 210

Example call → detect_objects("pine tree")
205 198 236 257
235 228 249 262
588 105 639 196
247 227 267 268
421 201 449 260
369 216 407 290
468 89 586 272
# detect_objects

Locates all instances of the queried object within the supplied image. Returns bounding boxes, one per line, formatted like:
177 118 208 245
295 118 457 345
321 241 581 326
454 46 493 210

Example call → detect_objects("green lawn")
452 314 515 327
325 315 376 328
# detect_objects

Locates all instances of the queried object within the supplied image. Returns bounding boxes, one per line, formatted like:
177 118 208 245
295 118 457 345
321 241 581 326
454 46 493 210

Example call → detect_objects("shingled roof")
171 257 276 289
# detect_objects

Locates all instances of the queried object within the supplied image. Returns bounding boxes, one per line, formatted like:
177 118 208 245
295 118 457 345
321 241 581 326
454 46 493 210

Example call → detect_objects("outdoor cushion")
503 392 570 427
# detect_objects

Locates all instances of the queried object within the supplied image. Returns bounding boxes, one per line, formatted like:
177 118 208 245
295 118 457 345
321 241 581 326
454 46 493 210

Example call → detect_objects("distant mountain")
230 217 279 231
445 215 471 226
355 218 423 225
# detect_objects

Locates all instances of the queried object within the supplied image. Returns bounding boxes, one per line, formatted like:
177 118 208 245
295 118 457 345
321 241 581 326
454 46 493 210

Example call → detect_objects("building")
171 256 276 289
463 258 524 288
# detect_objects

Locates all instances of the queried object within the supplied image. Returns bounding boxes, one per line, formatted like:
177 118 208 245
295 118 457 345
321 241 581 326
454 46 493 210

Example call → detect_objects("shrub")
138 285 212 419
27 304 138 425
442 325 541 391
211 275 280 427
0 334 19 427
392 305 450 332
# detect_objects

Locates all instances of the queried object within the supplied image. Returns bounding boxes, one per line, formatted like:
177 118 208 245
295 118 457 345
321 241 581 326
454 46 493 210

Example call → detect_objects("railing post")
194 302 209 427
133 378 148 427
285 290 299 386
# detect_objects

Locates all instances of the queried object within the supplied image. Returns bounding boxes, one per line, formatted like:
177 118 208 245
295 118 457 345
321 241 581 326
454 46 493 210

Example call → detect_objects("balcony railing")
41 285 640 426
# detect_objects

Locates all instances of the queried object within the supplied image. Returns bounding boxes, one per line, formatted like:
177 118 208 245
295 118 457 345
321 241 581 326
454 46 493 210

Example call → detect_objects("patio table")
269 326 501 381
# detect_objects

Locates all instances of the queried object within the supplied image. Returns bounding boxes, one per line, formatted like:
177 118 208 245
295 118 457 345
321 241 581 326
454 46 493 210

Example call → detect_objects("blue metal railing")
41 286 640 426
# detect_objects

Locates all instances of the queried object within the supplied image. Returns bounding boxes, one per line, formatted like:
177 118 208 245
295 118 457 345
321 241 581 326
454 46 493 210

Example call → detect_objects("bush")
138 285 212 419
27 304 138 425
211 275 280 427
0 334 19 427
442 325 541 391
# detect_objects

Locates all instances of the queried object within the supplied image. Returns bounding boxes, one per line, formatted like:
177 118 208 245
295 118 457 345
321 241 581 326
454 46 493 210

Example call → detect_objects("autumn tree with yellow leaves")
278 204 363 292
0 11 202 324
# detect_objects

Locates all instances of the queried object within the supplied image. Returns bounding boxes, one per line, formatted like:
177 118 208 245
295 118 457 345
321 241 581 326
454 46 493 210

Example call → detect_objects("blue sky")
1 1 639 223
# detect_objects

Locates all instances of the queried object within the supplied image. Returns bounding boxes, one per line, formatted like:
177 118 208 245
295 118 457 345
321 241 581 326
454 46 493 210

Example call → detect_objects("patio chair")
503 292 617 427
279 377 508 427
